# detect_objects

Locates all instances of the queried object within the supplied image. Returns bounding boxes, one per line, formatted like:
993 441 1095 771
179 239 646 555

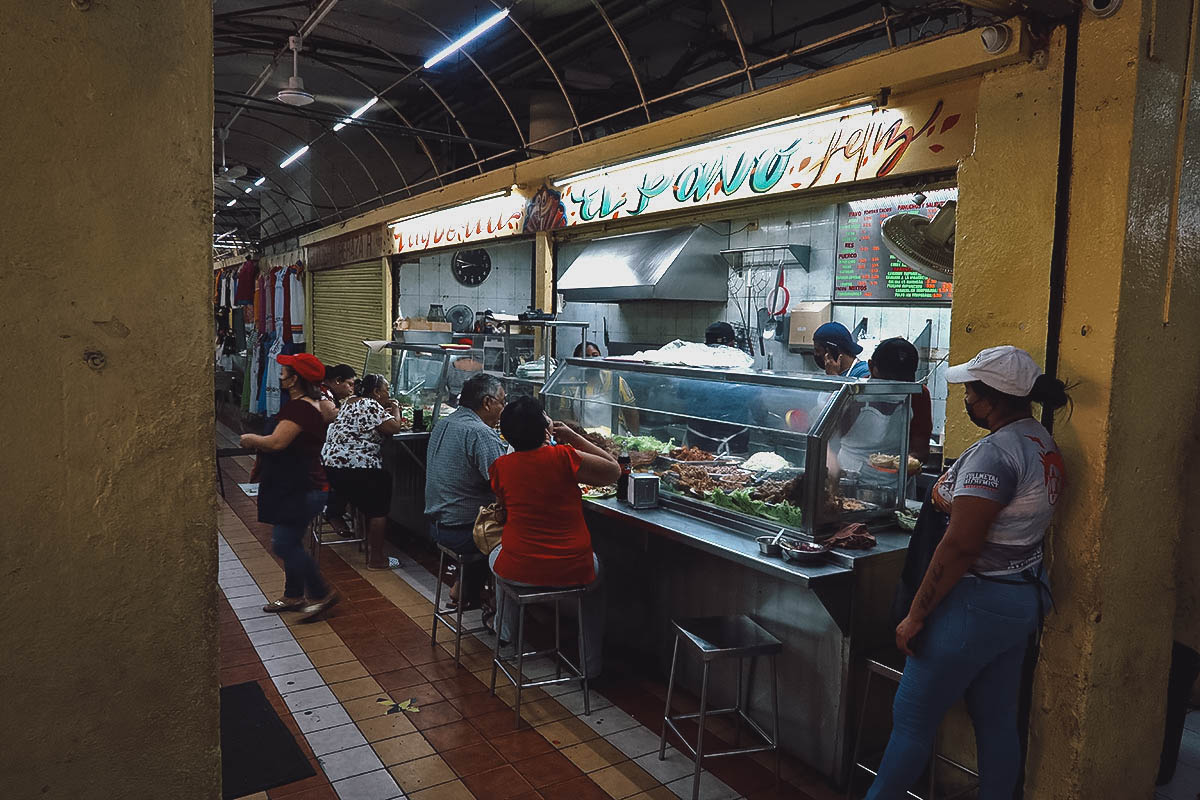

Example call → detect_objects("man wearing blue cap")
813 321 870 378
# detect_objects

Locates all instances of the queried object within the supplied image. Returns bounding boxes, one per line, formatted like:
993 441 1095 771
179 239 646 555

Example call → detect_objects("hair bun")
1029 373 1070 412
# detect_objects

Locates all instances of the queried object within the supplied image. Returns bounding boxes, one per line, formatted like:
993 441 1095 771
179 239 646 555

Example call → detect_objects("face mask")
964 397 990 429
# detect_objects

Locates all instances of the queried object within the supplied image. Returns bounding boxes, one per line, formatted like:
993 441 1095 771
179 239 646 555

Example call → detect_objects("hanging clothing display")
287 264 305 344
264 332 284 417
235 258 257 305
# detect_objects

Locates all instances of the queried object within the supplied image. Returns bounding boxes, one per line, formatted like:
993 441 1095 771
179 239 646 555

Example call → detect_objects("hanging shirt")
264 334 284 418
255 271 269 334
235 259 258 305
271 266 286 335
287 267 306 344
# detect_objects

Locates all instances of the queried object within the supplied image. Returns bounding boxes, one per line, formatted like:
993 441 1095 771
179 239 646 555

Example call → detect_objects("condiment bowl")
756 536 782 557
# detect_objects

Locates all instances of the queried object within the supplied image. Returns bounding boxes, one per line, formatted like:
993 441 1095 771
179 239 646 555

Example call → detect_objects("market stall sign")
390 193 526 255
553 90 973 228
306 224 391 270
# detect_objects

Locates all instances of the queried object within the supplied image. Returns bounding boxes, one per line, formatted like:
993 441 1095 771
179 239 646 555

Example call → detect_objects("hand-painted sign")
555 90 972 228
306 224 390 270
390 193 525 255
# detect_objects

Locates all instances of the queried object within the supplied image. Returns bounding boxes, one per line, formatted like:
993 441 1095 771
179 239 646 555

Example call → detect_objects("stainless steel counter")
580 496 909 787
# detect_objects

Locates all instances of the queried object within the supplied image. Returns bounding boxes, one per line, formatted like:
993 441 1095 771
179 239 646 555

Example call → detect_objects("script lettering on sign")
305 225 389 270
390 194 526 255
556 92 971 227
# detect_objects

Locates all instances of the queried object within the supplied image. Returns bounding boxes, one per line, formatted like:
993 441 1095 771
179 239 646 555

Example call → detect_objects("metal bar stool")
431 544 490 666
659 615 782 800
308 504 365 560
489 578 591 728
846 651 979 800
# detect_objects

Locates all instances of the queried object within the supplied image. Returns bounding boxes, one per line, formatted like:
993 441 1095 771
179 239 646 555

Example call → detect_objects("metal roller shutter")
310 260 389 373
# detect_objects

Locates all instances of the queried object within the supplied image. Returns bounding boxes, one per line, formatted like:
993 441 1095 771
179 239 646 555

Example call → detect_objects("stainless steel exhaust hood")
557 225 728 302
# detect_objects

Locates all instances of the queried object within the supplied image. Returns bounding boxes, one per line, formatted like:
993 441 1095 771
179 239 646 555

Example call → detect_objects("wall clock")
451 249 492 287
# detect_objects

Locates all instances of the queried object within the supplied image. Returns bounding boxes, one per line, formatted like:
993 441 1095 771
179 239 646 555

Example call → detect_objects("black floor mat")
220 681 315 799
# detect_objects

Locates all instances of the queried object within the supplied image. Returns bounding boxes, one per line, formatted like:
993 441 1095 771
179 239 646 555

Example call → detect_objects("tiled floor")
1157 712 1200 800
218 422 1199 800
216 422 842 800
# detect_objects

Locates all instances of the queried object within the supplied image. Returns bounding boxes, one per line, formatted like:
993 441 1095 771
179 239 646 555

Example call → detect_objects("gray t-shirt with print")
939 418 1066 575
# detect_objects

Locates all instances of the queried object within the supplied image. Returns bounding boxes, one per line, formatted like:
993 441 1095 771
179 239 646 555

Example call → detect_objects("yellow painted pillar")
0 1 219 797
946 30 1066 456
533 231 554 357
1025 2 1200 796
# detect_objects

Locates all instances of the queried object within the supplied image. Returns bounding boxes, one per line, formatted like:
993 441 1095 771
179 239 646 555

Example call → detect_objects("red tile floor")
216 424 842 800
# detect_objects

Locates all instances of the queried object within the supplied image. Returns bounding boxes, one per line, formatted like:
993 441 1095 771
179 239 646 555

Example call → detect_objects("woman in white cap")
867 345 1069 800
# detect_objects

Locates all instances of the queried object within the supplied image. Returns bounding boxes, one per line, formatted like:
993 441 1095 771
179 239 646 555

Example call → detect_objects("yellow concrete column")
1024 2 1200 797
533 231 554 357
0 2 219 798
945 30 1066 456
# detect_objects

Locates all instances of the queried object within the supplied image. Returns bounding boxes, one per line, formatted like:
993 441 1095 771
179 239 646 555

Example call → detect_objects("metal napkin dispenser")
627 473 660 509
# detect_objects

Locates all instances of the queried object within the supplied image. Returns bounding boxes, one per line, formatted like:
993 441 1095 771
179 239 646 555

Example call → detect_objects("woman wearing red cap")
240 353 340 620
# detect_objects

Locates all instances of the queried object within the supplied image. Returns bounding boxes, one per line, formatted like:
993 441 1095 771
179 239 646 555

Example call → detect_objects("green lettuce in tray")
611 434 674 453
704 488 803 528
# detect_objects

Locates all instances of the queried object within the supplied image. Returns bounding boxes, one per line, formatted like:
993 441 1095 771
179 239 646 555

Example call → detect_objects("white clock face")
452 249 492 286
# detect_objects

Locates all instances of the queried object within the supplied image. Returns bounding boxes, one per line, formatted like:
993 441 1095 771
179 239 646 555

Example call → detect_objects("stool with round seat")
489 578 591 728
659 615 782 800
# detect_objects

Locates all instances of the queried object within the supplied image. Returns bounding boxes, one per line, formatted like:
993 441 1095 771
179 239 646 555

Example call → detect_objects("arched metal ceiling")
212 0 1012 257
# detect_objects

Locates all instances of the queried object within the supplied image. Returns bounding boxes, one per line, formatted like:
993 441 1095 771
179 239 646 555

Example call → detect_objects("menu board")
835 196 954 303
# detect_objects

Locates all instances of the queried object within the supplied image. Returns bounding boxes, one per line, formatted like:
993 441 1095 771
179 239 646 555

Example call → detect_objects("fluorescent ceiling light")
254 177 266 186
559 101 877 185
279 144 309 168
423 8 510 69
388 190 508 226
226 199 237 207
334 96 379 132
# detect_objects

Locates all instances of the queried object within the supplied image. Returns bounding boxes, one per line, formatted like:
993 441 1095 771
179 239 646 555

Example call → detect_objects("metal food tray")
656 454 744 467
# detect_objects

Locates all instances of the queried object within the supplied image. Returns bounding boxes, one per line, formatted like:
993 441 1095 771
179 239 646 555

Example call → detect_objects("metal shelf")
720 244 812 273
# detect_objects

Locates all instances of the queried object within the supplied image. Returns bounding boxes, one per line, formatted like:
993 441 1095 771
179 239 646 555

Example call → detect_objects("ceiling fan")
881 200 956 282
215 130 256 185
278 35 315 106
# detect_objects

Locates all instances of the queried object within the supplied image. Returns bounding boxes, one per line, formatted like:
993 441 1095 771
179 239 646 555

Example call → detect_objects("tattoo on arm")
917 563 945 611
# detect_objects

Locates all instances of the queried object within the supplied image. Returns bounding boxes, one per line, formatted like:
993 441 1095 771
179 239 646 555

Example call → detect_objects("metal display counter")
537 360 920 785
581 496 907 786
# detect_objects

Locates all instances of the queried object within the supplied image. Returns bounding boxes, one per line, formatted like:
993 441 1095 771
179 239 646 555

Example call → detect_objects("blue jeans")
273 490 329 600
866 575 1045 800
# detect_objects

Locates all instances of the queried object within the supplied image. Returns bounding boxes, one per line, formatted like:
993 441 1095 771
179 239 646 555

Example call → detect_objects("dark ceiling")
213 0 1005 256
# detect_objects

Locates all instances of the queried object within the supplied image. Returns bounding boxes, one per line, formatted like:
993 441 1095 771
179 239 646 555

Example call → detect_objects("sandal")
299 591 342 622
263 598 305 613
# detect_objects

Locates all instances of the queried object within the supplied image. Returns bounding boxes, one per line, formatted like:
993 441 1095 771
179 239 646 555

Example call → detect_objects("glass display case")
362 341 482 429
541 359 921 541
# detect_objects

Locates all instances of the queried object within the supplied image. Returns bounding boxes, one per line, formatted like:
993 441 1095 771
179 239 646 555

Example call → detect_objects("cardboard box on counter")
394 317 452 332
788 302 832 350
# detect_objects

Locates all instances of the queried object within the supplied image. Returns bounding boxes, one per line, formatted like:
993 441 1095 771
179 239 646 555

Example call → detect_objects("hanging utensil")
756 307 769 355
762 259 790 341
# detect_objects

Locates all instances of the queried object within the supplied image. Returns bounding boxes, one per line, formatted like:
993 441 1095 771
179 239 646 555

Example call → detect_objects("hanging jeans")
866 574 1045 800
489 545 606 679
272 490 329 600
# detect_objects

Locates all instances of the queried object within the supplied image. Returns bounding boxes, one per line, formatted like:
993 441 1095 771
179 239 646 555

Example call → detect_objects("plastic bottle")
616 453 631 503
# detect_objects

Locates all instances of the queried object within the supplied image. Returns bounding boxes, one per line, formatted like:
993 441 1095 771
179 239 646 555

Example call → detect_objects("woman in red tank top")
488 396 620 677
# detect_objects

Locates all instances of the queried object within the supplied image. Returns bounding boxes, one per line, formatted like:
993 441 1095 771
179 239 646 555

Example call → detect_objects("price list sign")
835 199 953 303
